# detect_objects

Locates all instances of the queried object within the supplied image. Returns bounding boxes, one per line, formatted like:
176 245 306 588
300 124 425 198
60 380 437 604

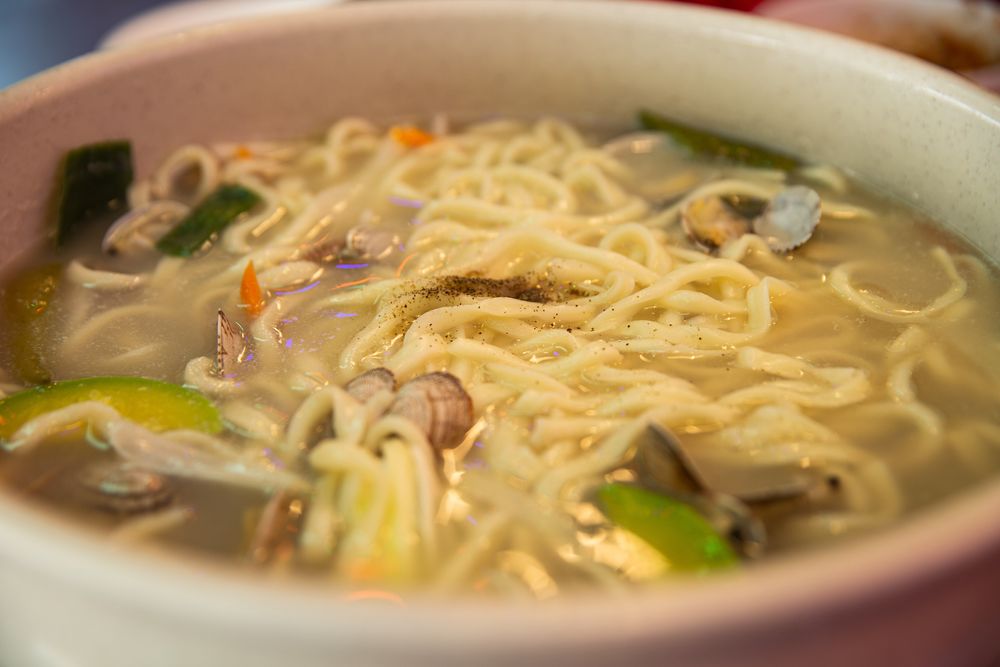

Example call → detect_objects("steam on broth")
1 114 999 596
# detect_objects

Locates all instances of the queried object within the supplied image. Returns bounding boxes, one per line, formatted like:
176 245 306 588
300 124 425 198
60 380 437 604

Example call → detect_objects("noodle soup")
1 116 998 595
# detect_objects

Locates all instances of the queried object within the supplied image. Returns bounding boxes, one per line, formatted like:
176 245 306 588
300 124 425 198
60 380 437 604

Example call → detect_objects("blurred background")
1 0 998 91
0 0 168 87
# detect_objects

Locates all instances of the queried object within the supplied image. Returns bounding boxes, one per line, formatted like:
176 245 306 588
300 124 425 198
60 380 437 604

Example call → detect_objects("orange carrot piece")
390 126 435 148
240 261 265 318
395 253 416 278
235 145 253 160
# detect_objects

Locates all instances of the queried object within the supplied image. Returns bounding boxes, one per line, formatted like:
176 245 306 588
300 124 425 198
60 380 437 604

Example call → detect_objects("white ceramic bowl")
1 2 999 666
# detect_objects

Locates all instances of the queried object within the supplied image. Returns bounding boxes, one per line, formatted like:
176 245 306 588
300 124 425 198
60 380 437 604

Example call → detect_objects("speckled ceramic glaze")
0 3 999 666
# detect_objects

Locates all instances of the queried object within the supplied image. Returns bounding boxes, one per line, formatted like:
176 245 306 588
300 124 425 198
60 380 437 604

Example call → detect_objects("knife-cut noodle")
2 117 999 597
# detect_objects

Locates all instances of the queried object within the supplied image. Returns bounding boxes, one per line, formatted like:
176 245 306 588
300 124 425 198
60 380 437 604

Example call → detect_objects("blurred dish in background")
105 0 1000 93
756 0 1000 92
667 0 766 9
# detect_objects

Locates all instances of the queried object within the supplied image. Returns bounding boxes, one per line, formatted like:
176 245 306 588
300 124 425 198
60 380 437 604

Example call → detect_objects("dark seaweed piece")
638 109 802 171
156 184 262 257
53 140 133 245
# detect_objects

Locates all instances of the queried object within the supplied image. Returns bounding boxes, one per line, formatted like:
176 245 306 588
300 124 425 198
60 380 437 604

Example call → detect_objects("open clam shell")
635 424 841 558
752 185 821 252
681 195 753 251
641 424 823 504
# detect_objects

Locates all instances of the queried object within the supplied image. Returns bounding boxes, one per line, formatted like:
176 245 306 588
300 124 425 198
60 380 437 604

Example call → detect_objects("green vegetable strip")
598 483 738 573
638 109 802 171
53 140 133 245
156 184 262 257
1 263 61 385
0 376 223 442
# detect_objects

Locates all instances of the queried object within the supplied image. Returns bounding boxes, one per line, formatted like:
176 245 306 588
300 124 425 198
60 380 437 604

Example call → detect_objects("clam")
216 309 250 377
601 131 666 158
718 193 768 219
343 226 400 262
681 186 821 253
345 367 397 403
301 226 400 265
387 372 474 450
752 185 821 252
635 424 836 558
101 201 189 255
640 423 823 504
694 492 767 560
77 460 173 515
247 490 304 566
301 237 344 264
681 195 753 251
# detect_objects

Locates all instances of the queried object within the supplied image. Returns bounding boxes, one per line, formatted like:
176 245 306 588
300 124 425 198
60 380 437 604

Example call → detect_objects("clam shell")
301 237 344 264
388 372 473 450
248 490 303 566
345 367 397 403
641 424 821 504
301 226 399 264
77 460 173 515
344 226 400 261
696 492 767 560
101 201 189 255
681 195 752 251
752 185 821 252
216 309 249 377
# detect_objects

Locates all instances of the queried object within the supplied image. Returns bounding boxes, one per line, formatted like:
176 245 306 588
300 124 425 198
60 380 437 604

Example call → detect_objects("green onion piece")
597 483 738 573
155 184 262 257
0 377 223 443
53 140 133 245
1 263 62 384
638 109 802 171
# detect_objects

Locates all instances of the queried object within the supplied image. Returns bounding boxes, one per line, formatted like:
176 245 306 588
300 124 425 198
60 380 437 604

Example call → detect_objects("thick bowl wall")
0 2 999 666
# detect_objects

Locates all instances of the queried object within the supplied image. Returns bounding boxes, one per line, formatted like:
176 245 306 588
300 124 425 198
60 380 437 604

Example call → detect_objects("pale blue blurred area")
0 0 169 89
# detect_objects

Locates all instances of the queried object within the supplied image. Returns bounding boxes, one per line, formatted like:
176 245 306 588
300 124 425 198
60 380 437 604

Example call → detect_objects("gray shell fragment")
77 460 173 515
752 186 821 252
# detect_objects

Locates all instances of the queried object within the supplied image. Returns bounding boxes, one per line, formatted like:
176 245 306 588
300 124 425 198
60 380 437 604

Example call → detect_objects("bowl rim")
1 0 999 653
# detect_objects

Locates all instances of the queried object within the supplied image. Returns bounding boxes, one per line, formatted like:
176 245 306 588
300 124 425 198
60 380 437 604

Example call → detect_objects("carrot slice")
240 261 265 318
390 126 435 148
